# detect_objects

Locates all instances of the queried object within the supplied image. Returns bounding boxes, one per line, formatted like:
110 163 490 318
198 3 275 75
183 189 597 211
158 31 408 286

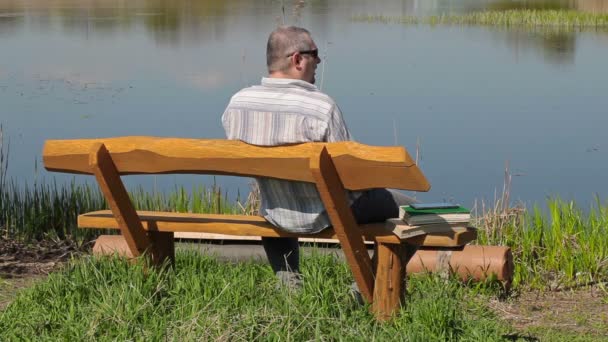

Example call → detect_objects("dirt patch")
0 237 85 310
0 237 82 277
489 287 608 338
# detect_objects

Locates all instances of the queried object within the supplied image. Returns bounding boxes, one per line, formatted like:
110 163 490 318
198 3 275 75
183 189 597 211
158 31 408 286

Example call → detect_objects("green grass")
353 10 608 29
474 197 608 290
0 251 512 340
0 125 249 243
2 125 607 292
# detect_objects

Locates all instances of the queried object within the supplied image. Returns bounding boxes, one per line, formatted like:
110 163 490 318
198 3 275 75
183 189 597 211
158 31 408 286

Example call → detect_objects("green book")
399 205 470 225
401 205 470 216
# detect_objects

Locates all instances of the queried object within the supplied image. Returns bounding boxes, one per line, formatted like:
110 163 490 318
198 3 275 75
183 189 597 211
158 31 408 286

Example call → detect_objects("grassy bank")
474 198 608 290
353 10 608 29
0 252 512 340
1 166 607 291
1 125 607 292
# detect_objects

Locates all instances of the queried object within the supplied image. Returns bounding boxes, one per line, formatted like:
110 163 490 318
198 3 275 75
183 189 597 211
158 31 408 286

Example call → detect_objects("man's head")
266 26 321 84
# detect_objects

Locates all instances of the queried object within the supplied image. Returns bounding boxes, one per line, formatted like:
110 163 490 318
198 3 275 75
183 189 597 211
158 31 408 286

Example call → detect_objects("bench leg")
148 230 175 266
89 143 169 267
372 242 417 320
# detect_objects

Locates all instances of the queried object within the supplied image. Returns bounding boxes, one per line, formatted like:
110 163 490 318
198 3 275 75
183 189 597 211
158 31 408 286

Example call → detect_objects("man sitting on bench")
221 26 415 290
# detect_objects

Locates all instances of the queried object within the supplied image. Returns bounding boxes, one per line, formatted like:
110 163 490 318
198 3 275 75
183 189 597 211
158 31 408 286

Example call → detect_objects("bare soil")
0 237 84 310
489 287 608 339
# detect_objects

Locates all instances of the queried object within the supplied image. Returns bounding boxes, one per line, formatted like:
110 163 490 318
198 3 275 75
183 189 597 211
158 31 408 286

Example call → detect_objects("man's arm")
326 104 352 142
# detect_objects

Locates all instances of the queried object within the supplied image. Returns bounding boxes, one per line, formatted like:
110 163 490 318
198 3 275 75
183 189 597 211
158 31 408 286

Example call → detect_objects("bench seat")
79 210 477 247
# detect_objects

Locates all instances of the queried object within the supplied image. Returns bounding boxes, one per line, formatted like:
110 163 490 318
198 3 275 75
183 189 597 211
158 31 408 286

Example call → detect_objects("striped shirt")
222 77 354 233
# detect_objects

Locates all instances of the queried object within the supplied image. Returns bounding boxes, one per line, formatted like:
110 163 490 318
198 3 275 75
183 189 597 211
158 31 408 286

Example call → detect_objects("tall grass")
1 125 607 290
0 180 246 242
0 125 8 195
0 252 511 340
0 130 246 242
353 10 608 30
475 197 608 290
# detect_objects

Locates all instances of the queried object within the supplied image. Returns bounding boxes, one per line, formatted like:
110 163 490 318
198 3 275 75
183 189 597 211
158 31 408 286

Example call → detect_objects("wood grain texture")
92 235 134 258
173 232 377 245
309 146 375 303
43 137 430 191
79 210 474 247
78 210 402 243
372 243 406 320
89 143 153 259
404 228 477 247
148 230 175 266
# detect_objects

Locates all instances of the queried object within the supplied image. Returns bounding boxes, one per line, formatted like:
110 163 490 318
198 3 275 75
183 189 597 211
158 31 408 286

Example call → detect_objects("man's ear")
293 53 303 70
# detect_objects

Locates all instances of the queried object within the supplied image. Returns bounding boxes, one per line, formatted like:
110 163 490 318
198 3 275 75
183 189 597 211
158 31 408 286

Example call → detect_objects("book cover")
399 205 470 225
400 205 470 216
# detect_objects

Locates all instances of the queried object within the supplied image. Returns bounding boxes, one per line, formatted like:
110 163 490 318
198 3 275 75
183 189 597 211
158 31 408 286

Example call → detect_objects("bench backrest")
43 136 430 191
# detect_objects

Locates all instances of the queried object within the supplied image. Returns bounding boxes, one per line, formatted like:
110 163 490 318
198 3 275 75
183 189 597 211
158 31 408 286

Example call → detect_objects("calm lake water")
1 0 607 209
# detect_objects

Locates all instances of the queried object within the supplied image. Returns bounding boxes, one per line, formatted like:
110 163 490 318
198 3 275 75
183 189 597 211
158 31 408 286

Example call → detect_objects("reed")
0 124 8 193
0 180 248 242
474 197 608 290
1 126 606 290
353 10 608 30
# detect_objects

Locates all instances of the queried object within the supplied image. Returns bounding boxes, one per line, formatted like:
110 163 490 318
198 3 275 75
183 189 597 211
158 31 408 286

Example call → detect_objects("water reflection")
494 27 576 65
0 0 605 62
0 0 605 67
1 0 607 206
0 11 23 36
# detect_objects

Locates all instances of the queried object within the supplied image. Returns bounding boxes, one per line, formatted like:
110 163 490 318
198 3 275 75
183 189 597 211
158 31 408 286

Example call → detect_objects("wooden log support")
148 227 175 266
309 146 375 304
92 235 134 258
372 242 407 320
89 143 173 266
92 232 174 266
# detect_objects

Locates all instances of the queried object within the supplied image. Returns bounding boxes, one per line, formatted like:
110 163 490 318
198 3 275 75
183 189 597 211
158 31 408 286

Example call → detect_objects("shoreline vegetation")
1 158 607 291
2 129 607 338
352 10 608 29
0 253 517 340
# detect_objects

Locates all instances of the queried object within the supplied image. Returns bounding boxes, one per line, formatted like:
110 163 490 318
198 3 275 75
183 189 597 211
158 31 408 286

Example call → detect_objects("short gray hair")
266 26 313 73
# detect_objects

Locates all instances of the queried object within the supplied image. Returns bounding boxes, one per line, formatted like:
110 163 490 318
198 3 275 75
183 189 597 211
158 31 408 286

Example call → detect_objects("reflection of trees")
497 27 576 65
0 0 233 44
0 15 24 36
141 0 230 45
0 0 25 36
480 0 608 65
1 0 607 53
0 0 339 46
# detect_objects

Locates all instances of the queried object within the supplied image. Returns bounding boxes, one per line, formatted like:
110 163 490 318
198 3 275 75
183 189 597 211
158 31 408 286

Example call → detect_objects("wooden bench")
42 136 477 320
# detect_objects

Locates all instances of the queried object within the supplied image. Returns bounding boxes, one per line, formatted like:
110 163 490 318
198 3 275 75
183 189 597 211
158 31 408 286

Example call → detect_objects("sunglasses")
287 49 319 59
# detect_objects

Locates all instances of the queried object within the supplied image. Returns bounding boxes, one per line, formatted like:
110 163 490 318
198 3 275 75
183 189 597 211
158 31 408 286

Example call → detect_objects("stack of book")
388 203 472 239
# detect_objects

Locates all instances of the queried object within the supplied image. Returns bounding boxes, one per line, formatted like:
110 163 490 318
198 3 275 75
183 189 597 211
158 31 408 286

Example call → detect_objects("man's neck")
268 71 301 80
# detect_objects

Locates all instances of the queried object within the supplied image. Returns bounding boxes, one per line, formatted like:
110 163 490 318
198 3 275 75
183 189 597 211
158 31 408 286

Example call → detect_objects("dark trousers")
262 189 416 274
